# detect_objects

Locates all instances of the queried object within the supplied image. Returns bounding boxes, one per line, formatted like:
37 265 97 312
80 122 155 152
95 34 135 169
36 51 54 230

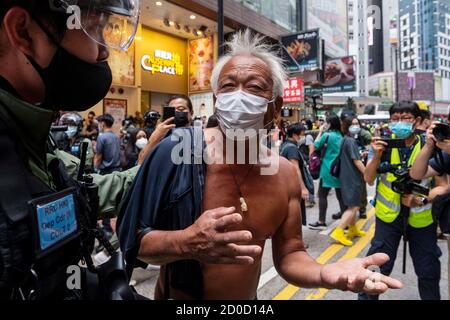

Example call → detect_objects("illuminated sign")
141 49 184 76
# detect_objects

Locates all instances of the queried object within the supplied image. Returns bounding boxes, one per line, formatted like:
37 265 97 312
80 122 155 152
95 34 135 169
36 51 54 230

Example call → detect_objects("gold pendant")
240 197 248 212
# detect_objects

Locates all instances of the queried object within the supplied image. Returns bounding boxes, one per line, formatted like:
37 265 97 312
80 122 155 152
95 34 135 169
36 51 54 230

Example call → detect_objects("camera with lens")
433 123 450 142
377 164 429 197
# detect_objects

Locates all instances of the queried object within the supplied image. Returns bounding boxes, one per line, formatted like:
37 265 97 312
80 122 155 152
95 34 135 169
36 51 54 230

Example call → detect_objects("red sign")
283 77 304 103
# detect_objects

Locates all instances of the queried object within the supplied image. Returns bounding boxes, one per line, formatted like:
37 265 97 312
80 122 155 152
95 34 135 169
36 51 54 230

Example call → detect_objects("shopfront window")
234 0 299 32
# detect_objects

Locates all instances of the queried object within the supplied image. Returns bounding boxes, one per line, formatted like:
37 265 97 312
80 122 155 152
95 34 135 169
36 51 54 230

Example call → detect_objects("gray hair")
211 29 287 98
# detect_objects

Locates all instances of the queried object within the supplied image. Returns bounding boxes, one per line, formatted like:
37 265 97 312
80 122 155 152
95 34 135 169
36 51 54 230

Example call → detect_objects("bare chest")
202 165 288 241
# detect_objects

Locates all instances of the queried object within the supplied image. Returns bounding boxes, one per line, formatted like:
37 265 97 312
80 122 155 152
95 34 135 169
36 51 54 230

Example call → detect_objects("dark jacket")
117 127 206 299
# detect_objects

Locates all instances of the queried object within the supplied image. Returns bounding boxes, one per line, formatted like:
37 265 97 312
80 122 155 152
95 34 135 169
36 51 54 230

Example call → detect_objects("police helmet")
144 110 161 122
58 112 84 128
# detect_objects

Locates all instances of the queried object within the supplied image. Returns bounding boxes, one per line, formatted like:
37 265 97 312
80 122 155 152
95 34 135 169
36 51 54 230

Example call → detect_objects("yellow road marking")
272 208 375 300
305 222 376 300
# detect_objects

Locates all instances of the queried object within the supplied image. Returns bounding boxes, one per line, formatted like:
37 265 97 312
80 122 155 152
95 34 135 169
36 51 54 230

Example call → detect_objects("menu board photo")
189 36 215 93
281 29 320 72
305 56 356 94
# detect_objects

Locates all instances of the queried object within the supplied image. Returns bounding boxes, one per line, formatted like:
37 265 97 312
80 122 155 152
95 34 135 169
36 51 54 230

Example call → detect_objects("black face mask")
175 111 190 128
26 17 112 111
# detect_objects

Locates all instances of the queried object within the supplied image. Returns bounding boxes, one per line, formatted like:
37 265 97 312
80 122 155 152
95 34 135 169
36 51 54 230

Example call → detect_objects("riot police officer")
0 0 144 300
56 112 95 172
143 109 161 138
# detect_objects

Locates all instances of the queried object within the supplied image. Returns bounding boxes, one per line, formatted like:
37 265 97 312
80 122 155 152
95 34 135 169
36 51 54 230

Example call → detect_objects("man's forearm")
138 229 192 265
410 143 434 180
277 251 324 288
353 159 365 175
364 158 380 185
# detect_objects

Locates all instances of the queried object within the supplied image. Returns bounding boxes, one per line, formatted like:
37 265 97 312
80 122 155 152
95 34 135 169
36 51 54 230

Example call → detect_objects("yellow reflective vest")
375 136 433 228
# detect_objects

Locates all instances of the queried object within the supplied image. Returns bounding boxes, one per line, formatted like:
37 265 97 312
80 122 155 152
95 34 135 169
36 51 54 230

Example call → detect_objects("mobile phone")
162 106 175 121
380 138 406 149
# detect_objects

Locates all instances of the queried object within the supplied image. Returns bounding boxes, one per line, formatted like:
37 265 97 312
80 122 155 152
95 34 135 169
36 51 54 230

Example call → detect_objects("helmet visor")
75 0 140 51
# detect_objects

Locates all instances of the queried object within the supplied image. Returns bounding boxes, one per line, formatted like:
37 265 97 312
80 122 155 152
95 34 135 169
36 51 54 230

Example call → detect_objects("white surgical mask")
66 126 78 138
135 137 148 150
215 90 274 138
349 125 362 135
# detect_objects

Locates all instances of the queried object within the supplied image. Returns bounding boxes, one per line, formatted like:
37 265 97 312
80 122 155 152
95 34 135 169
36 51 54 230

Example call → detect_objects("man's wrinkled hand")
320 253 403 294
184 207 262 265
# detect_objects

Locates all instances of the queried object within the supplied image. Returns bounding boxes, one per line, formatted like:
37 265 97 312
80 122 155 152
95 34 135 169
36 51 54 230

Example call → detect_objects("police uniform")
359 136 441 300
0 81 140 299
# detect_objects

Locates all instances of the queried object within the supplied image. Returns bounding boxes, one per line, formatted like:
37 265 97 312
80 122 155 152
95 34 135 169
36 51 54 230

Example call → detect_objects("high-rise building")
348 0 370 97
382 0 399 72
399 0 450 76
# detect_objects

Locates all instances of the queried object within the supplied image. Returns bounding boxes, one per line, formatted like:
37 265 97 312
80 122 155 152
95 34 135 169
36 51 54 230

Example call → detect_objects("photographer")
410 121 450 299
0 0 145 300
360 101 441 300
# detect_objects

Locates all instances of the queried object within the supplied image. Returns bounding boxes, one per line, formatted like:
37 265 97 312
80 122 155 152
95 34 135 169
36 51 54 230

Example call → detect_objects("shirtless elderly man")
118 30 402 300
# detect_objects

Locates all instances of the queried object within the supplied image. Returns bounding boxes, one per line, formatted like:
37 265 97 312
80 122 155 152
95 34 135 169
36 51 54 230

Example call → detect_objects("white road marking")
258 266 278 290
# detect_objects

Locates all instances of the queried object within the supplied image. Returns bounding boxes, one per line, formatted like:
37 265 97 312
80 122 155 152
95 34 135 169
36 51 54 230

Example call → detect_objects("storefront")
84 23 217 133
139 26 189 115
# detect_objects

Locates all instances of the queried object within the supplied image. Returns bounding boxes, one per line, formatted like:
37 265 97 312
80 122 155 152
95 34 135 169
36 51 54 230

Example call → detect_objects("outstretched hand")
320 253 403 295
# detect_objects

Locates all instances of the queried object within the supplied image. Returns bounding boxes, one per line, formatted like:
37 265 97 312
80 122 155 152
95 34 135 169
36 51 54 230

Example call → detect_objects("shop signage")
141 49 184 76
283 77 304 103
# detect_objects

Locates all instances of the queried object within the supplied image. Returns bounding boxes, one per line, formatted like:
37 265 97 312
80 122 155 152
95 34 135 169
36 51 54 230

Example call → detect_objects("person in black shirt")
280 123 311 226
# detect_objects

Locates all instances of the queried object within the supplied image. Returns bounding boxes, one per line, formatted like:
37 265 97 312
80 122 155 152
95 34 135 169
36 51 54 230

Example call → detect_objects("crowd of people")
48 69 450 301
279 102 450 300
0 0 448 301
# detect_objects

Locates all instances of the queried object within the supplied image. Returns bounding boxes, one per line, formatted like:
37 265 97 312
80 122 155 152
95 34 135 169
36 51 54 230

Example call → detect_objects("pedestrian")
95 113 123 240
123 128 147 170
333 116 371 220
308 114 346 230
330 117 366 246
168 94 194 127
118 29 402 300
302 119 317 206
280 123 312 226
95 114 122 175
361 101 441 300
84 110 99 141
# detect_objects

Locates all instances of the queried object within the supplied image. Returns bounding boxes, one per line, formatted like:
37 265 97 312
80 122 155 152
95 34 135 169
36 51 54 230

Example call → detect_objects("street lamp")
218 0 224 57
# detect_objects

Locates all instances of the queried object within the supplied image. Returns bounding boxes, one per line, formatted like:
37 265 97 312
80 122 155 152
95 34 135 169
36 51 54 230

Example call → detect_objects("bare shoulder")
264 153 301 198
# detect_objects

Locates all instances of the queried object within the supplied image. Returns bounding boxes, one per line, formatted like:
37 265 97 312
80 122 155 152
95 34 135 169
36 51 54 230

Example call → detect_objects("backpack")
330 137 347 178
309 134 329 180
280 142 315 195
